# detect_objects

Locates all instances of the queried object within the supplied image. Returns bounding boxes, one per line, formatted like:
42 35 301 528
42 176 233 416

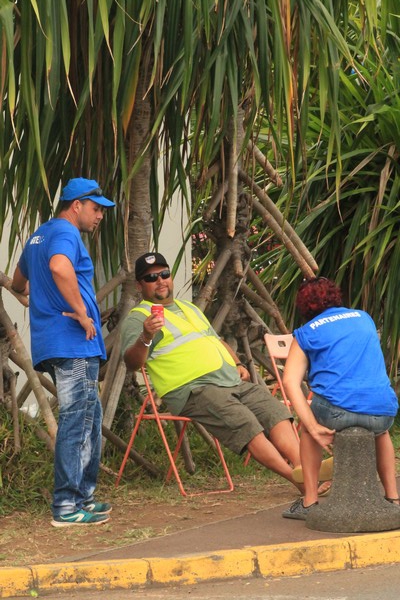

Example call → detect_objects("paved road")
16 564 400 599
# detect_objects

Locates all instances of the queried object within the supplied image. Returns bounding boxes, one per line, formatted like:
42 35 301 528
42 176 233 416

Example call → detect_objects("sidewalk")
2 489 400 598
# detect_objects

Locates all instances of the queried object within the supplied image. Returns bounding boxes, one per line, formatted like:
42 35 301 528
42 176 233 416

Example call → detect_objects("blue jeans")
42 357 102 517
311 393 394 436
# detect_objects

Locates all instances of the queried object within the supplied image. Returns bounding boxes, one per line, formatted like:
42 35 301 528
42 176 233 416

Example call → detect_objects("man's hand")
50 255 96 339
142 313 164 341
309 423 335 454
62 311 97 340
237 364 250 381
124 313 164 371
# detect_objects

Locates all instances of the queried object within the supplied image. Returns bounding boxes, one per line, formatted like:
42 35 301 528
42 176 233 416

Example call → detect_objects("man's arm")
220 339 250 381
123 335 152 371
123 311 164 371
283 338 334 453
49 254 96 340
11 265 29 295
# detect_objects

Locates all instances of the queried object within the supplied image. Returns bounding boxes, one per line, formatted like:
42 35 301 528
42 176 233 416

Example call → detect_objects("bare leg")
268 420 301 467
375 431 399 503
268 420 332 497
247 432 303 493
299 428 322 507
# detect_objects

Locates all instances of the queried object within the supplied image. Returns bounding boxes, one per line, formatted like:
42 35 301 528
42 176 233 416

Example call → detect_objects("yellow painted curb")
0 567 33 598
149 549 255 585
32 558 148 592
2 531 400 598
254 530 400 578
349 530 400 568
255 538 352 578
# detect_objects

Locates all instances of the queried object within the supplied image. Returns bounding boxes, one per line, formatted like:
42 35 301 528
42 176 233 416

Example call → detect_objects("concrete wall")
157 201 192 301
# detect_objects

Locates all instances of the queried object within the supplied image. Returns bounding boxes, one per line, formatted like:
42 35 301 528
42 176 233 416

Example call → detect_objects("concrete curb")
2 530 400 598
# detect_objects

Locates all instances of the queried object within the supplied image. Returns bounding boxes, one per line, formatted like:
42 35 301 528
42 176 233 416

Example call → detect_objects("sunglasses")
75 187 103 200
141 269 171 283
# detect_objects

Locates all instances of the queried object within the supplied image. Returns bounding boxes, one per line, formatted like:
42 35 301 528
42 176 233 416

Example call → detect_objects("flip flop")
292 456 334 484
317 480 332 497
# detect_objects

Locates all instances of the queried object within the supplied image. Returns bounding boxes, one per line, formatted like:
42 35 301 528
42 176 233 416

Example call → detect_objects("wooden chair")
115 367 234 497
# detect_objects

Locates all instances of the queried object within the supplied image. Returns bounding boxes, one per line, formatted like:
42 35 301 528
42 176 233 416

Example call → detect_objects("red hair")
296 277 343 321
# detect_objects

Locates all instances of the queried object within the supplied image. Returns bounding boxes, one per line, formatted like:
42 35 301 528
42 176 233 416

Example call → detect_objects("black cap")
135 252 169 280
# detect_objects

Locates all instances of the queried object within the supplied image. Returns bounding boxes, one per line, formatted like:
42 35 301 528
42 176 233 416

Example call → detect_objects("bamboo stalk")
96 269 126 304
173 422 196 474
251 346 275 378
250 195 316 278
101 359 127 445
226 118 238 238
232 246 244 278
245 268 288 333
240 334 258 383
0 351 4 402
101 331 122 412
198 161 220 186
242 298 272 330
195 247 232 312
212 299 234 334
15 379 32 408
203 181 228 222
239 169 318 274
0 271 29 307
241 283 289 334
0 293 58 439
191 421 217 451
247 139 283 186
7 367 21 452
246 267 278 305
23 412 55 451
11 352 57 395
102 424 160 477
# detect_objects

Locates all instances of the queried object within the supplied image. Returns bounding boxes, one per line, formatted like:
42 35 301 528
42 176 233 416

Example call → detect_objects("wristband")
235 362 246 368
139 334 152 347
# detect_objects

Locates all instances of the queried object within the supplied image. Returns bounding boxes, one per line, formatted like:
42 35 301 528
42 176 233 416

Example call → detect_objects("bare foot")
385 497 400 505
318 480 332 497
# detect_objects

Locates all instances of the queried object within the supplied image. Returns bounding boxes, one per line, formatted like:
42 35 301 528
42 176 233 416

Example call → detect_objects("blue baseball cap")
60 177 115 207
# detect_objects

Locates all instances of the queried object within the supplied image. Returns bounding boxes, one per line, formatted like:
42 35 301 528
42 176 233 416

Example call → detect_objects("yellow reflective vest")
131 299 236 397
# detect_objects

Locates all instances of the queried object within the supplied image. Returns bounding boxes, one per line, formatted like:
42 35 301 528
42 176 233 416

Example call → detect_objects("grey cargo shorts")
179 381 292 454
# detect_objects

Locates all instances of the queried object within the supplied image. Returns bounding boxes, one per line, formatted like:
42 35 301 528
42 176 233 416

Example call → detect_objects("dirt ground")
0 475 296 567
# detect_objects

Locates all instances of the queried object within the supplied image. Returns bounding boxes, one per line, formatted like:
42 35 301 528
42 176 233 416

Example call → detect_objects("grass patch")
96 527 162 546
0 404 274 517
1 403 400 518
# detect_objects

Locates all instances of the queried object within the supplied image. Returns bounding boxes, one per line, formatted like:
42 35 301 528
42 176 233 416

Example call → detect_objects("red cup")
151 304 164 325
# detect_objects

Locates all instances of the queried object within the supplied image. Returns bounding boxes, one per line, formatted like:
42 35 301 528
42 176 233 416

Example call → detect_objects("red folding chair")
115 367 234 497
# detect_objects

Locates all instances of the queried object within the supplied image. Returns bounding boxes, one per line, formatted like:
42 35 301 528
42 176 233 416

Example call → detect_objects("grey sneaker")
282 498 318 520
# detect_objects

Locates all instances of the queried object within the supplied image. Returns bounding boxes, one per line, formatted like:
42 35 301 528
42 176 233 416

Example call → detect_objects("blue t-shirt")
18 218 106 368
293 307 398 416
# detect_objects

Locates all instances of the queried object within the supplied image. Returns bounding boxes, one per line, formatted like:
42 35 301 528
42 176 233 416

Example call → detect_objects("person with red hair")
282 277 399 520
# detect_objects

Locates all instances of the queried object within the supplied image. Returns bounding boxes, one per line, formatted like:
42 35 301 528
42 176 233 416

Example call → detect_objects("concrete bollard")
306 427 400 533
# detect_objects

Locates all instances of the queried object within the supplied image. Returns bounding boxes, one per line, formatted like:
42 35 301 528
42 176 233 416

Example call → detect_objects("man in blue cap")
12 177 115 527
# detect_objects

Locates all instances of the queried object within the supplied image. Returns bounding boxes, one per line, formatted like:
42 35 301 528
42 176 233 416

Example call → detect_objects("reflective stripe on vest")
131 299 236 397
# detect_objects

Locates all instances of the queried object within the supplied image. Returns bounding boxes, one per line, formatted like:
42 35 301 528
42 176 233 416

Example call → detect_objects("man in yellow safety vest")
121 252 329 493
